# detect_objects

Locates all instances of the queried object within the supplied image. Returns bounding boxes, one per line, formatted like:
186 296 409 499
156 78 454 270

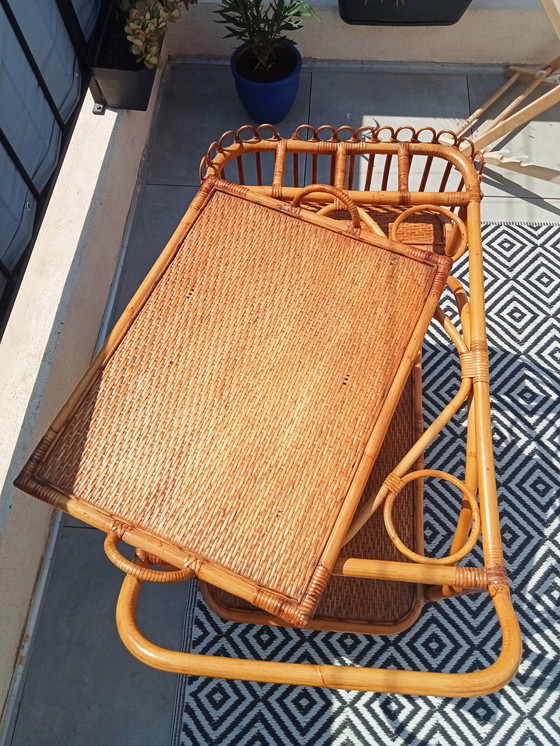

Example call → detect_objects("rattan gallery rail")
16 124 521 697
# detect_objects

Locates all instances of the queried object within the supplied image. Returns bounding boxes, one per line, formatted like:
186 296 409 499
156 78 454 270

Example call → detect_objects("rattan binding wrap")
17 177 451 627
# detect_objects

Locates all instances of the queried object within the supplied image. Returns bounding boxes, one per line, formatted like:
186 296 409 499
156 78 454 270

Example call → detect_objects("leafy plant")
120 0 197 68
215 0 317 72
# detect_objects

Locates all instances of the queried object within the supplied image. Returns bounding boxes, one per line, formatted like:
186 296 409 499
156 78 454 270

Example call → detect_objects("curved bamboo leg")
344 305 472 545
442 278 478 595
116 573 521 697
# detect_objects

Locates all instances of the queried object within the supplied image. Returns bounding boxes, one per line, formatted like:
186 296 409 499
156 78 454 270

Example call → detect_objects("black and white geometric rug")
171 223 560 746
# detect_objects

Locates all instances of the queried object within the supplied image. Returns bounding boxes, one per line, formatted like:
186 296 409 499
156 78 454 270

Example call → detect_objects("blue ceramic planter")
230 45 302 124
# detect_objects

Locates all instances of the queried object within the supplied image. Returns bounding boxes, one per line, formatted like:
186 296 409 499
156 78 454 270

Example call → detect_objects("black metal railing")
0 0 108 337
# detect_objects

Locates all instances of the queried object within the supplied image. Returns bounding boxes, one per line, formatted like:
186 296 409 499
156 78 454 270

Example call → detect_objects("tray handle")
104 532 194 583
289 184 361 229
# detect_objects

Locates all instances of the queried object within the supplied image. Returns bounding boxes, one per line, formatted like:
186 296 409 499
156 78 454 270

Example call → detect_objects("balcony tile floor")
9 60 560 745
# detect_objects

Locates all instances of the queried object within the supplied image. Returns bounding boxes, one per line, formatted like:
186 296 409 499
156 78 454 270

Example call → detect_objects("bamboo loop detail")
203 125 482 187
315 204 386 237
390 205 468 258
383 470 481 565
344 376 472 544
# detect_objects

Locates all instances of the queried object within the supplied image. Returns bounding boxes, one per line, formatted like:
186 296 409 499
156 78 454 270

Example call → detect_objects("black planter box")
338 0 472 26
91 63 156 111
90 6 156 111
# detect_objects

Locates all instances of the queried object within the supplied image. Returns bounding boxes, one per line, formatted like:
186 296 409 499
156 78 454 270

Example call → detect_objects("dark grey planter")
91 63 156 111
90 6 156 111
338 0 472 26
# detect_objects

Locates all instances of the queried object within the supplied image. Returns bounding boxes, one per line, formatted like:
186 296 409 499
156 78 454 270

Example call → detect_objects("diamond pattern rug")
170 223 560 746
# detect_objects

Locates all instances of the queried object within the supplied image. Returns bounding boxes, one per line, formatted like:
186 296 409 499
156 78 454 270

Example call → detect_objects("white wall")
167 0 559 65
0 74 161 731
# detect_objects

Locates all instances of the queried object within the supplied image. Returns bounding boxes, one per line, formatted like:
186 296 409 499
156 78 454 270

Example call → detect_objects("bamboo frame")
16 124 521 696
118 126 520 694
117 574 519 697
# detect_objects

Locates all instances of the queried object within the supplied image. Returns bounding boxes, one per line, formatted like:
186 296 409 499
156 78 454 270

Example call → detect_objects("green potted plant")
338 0 472 27
215 0 317 124
92 0 196 111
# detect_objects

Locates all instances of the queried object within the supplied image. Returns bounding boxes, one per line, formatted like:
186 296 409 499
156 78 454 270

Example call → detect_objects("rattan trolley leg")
116 572 521 697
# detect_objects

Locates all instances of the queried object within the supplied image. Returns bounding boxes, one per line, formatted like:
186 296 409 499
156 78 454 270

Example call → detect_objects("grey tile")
146 62 312 186
64 514 95 528
481 163 560 200
468 73 560 199
11 527 188 746
465 71 507 117
108 184 198 328
309 68 471 133
307 69 471 189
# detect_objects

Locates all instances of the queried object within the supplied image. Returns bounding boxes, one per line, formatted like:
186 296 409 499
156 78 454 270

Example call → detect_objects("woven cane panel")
329 206 447 252
315 373 419 624
37 188 436 603
209 375 419 626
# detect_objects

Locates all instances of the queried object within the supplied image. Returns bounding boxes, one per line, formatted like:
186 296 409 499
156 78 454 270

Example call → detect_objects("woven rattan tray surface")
203 367 425 633
18 177 451 627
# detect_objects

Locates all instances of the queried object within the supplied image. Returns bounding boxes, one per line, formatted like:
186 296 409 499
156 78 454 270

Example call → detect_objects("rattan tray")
17 177 451 627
